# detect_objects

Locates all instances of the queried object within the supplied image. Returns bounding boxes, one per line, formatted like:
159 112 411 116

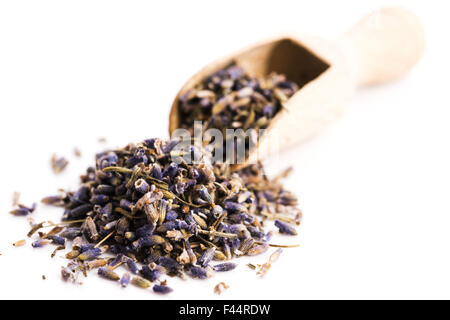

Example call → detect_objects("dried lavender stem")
254 241 300 248
27 219 85 237
94 231 115 249
49 219 86 226
103 166 168 189
260 212 296 223
114 208 135 219
197 229 237 239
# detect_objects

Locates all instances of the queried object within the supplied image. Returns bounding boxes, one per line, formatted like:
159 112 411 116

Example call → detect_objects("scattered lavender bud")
135 178 150 193
140 265 161 282
85 259 107 270
108 254 124 269
78 248 102 261
120 273 131 287
190 266 210 279
131 276 151 288
9 203 36 217
59 227 81 240
126 258 139 274
274 220 298 235
197 247 215 267
48 235 66 246
153 284 173 294
213 262 237 272
32 239 48 248
98 267 119 281
51 155 69 174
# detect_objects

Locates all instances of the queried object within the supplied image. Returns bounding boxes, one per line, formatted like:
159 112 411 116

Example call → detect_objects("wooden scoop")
169 7 425 164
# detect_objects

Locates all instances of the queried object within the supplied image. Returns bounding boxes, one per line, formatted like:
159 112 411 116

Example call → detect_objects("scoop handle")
341 6 425 87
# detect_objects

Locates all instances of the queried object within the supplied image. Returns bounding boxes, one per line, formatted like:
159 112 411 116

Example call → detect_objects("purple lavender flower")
97 152 118 169
35 132 302 293
119 199 133 211
153 284 173 294
126 148 148 167
165 210 178 221
126 259 139 274
10 203 37 216
274 220 298 236
98 267 119 281
156 221 177 233
72 186 90 203
59 227 81 240
263 104 275 118
78 248 102 261
79 244 95 253
94 184 115 195
151 164 163 180
10 207 31 216
162 139 179 153
32 239 47 248
134 179 150 194
224 201 247 213
197 247 215 267
140 265 161 282
163 163 178 179
66 204 92 219
158 256 181 273
190 266 209 279
48 235 65 246
120 273 131 287
108 254 124 269
214 263 237 272
90 195 110 205
197 186 213 203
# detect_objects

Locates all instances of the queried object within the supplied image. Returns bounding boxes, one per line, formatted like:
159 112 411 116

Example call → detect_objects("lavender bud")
126 258 139 274
32 239 48 248
224 201 247 213
140 265 161 282
98 267 119 281
67 204 92 219
78 248 102 261
131 276 151 288
158 256 181 273
48 235 66 246
247 243 269 256
135 178 150 194
120 273 131 287
197 247 215 267
189 266 210 279
151 164 163 180
153 284 173 294
214 262 237 272
274 220 298 235
60 227 81 240
90 195 110 205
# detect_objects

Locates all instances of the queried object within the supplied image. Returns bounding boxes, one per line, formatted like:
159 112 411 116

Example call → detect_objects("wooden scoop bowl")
169 7 425 165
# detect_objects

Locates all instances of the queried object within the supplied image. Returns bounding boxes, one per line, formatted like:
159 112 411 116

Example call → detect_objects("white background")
0 0 449 300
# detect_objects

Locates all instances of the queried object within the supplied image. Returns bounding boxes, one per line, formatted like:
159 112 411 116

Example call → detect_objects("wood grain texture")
341 6 426 86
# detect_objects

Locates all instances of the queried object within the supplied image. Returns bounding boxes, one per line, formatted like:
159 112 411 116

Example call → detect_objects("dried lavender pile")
177 62 300 159
31 138 300 294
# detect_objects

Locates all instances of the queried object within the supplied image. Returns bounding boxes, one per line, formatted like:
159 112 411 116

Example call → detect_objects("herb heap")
177 62 300 160
32 138 300 294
